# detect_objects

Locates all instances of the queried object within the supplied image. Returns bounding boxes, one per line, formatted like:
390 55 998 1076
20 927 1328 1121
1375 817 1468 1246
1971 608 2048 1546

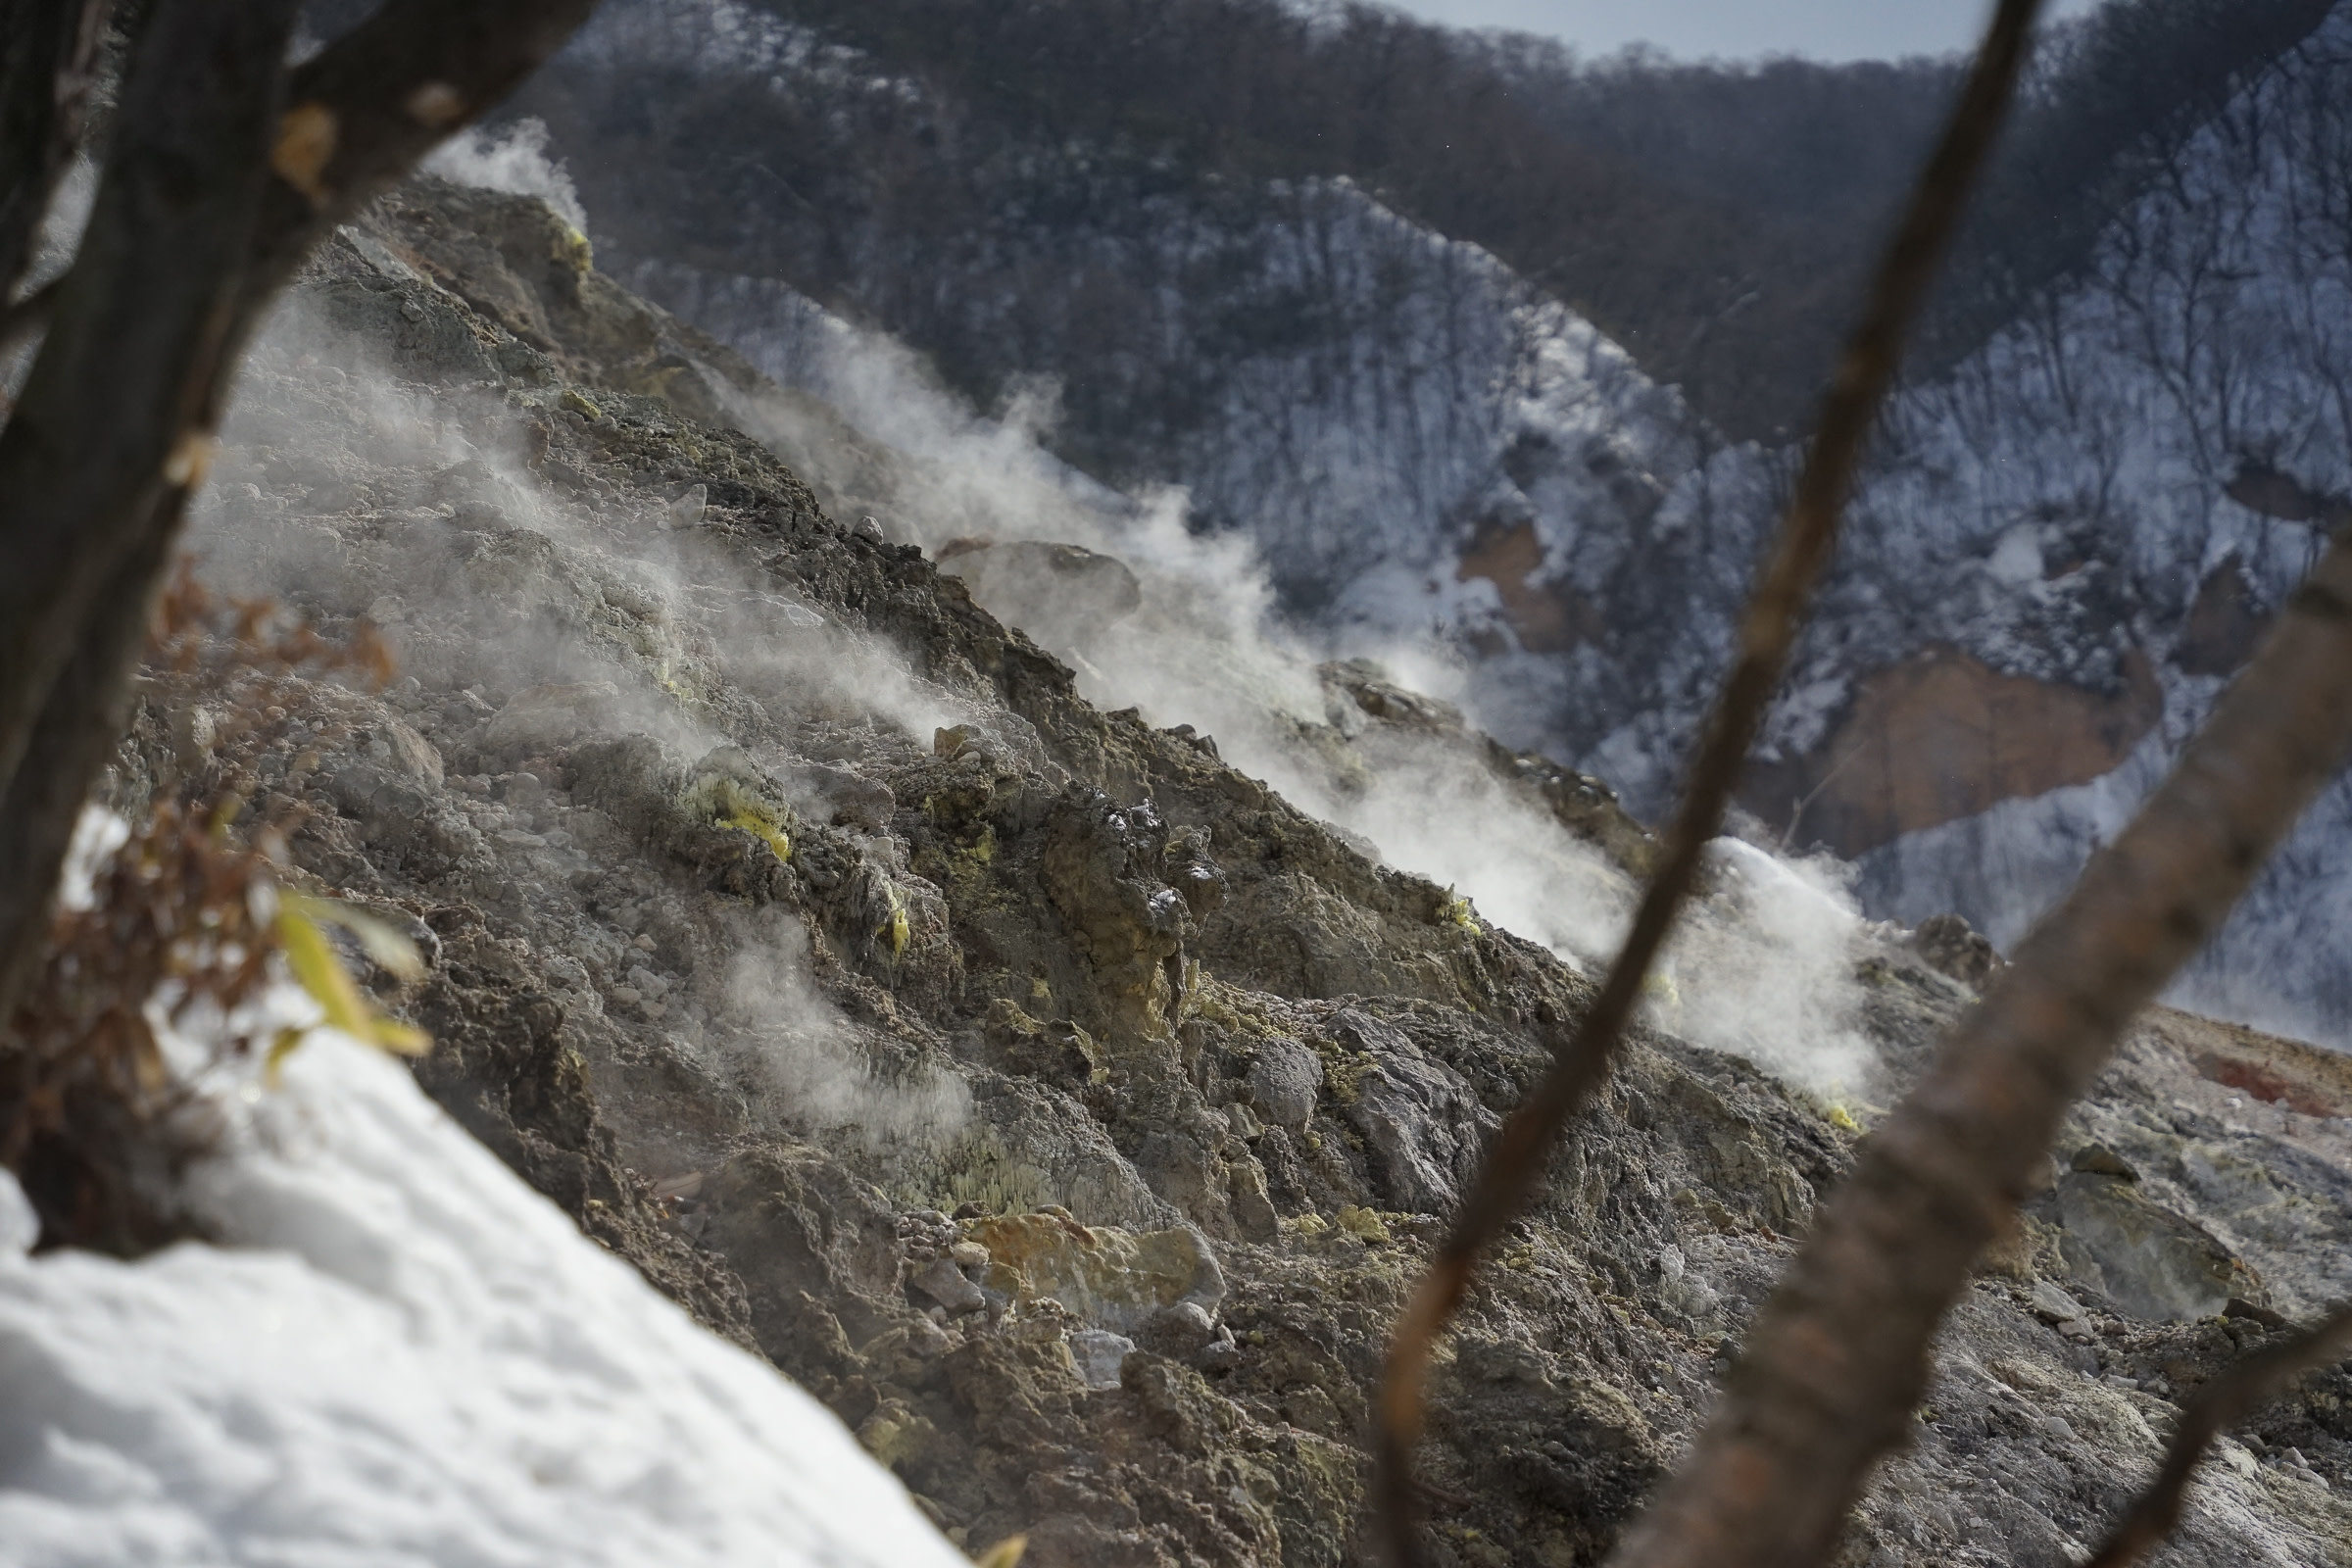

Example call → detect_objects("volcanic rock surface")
123 178 2352 1567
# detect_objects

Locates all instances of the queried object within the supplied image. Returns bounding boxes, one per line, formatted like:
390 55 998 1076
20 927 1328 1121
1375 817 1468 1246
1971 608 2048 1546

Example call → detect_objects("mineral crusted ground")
120 178 2352 1567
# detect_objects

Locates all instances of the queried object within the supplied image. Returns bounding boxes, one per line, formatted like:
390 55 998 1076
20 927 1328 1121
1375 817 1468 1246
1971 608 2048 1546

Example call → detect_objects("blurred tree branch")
239 0 603 313
1373 0 2352 1560
0 1 307 958
0 0 599 1027
1373 2 2048 1560
2083 1302 2352 1568
1606 508 2352 1568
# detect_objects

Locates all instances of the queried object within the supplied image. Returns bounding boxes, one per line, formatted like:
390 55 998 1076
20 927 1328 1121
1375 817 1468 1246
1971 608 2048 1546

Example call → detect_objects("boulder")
2070 1143 2139 1180
482 680 622 757
908 1254 986 1315
1327 1008 1498 1216
935 539 1142 652
1912 912 2001 988
2054 1170 2267 1320
1068 1328 1137 1390
367 717 446 786
2028 1279 2086 1324
1245 1037 1324 1128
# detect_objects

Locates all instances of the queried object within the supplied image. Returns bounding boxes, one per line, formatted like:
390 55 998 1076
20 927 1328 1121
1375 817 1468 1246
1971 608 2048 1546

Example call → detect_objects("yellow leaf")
274 898 430 1079
287 893 423 980
271 102 338 204
265 1027 306 1088
972 1537 1027 1568
279 903 371 1036
163 429 219 489
369 1017 432 1055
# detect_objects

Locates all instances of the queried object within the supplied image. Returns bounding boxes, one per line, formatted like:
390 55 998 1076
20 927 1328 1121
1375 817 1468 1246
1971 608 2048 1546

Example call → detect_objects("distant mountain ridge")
504 0 2336 442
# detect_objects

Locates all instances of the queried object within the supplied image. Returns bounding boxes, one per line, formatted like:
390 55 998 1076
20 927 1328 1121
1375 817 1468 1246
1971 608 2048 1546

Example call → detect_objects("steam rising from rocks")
172 122 1887 1154
719 910 972 1146
665 264 1888 1104
184 281 977 1154
421 119 590 234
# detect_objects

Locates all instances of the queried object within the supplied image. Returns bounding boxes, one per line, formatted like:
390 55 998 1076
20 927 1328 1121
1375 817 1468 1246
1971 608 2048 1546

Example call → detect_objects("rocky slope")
466 0 2352 1049
129 175 2352 1566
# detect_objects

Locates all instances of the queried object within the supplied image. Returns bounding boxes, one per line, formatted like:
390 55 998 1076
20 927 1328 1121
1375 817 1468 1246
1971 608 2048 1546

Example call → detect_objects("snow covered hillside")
0 1019 968 1568
1713 5 2352 1042
546 0 2352 1048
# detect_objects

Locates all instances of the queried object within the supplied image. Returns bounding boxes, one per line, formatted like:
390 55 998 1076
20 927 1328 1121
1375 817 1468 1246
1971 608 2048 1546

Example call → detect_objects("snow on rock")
0 1028 969 1568
1816 7 2352 1043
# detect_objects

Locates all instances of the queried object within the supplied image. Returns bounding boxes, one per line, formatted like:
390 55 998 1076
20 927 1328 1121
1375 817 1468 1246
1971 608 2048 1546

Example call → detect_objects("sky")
1383 0 2105 63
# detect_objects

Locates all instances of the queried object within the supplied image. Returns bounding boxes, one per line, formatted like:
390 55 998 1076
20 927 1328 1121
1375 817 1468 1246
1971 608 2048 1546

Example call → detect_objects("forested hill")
494 0 2336 445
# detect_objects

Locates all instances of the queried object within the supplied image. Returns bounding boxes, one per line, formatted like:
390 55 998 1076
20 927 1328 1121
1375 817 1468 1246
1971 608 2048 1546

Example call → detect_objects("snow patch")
55 805 127 915
0 1022 967 1568
1986 525 2044 587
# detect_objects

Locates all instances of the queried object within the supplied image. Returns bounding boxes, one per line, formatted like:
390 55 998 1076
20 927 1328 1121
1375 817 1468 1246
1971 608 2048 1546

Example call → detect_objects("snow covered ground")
0 1019 969 1568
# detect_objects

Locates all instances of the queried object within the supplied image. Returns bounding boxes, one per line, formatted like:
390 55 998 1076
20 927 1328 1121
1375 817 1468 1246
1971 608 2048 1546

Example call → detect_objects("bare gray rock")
482 680 623 758
1325 1008 1498 1217
935 539 1141 653
2054 1170 2266 1321
909 1254 987 1314
1246 1037 1324 1128
1068 1328 1137 1390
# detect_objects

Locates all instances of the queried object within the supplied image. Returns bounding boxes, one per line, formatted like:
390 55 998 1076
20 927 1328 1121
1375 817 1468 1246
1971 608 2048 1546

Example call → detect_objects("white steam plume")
182 279 973 1152
658 271 1884 1103
421 119 590 235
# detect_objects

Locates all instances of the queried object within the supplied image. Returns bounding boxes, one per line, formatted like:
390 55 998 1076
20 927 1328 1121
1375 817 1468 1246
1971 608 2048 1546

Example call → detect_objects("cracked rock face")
120 176 2352 1566
964 1211 1225 1335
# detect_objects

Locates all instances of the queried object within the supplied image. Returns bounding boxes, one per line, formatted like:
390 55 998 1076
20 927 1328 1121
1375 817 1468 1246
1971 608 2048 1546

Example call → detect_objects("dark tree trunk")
0 0 301 1021
0 0 111 302
0 0 602 1026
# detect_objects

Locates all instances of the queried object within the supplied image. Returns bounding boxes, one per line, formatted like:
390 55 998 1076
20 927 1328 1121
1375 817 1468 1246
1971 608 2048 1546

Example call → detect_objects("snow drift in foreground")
0 1023 968 1568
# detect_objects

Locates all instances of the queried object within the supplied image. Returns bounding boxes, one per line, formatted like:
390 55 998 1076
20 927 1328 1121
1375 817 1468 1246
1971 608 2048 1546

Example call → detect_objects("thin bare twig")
2083 1303 2352 1568
1781 733 1870 850
1371 4 2047 1561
